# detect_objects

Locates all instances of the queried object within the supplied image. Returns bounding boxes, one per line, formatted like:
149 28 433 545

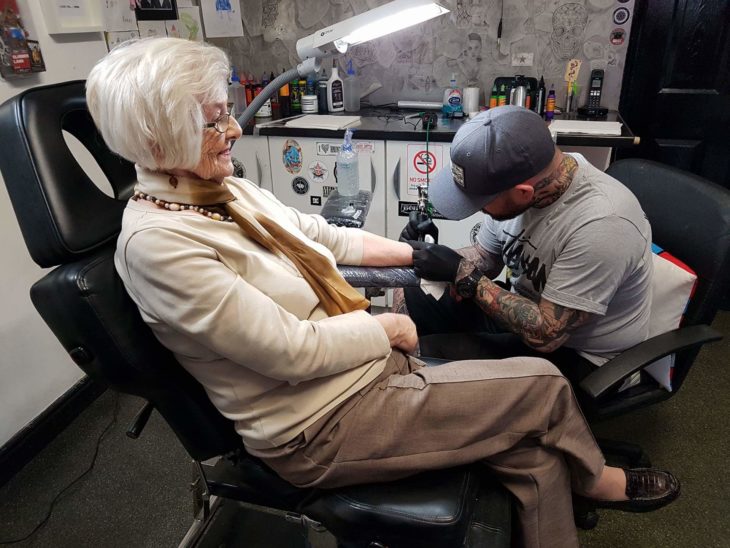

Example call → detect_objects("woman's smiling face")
190 100 242 182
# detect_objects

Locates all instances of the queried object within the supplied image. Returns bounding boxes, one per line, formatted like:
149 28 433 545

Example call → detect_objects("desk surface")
245 108 637 148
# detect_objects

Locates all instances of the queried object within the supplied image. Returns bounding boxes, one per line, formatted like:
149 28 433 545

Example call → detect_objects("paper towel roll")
463 87 480 115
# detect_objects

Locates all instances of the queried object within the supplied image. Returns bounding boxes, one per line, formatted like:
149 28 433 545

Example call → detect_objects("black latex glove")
400 211 439 243
409 241 462 282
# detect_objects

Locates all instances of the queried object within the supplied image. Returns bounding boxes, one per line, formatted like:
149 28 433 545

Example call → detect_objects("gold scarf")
134 171 369 316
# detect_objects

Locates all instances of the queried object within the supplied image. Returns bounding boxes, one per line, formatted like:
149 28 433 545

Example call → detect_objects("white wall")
0 1 108 446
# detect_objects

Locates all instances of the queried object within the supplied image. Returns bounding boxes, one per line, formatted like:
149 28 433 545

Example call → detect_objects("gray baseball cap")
429 106 556 220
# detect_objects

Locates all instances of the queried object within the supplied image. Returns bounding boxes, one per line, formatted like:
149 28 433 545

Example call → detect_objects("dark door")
617 0 730 189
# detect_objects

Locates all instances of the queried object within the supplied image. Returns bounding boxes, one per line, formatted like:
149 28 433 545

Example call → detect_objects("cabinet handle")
255 153 263 184
370 157 376 193
392 158 401 200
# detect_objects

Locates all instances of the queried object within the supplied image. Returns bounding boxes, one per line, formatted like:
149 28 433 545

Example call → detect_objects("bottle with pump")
336 128 359 197
228 67 247 118
442 73 462 115
536 76 546 116
327 60 345 112
344 59 360 112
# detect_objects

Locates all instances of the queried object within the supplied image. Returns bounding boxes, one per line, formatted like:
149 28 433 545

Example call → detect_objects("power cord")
0 393 121 545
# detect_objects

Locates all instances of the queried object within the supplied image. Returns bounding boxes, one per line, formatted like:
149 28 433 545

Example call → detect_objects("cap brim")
428 166 499 221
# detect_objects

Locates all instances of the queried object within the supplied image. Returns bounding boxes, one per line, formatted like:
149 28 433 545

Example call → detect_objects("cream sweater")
115 170 392 449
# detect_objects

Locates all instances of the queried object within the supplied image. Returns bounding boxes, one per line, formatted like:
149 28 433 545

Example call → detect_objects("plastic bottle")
255 73 272 118
336 128 359 196
489 84 498 108
306 74 316 96
228 67 247 118
244 72 253 106
327 60 344 112
268 70 278 111
291 78 301 113
536 76 546 116
442 73 462 115
317 68 329 114
343 59 360 112
497 84 507 106
545 84 556 120
278 69 291 118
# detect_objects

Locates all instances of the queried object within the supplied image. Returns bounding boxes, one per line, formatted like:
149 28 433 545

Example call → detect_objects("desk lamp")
237 0 449 127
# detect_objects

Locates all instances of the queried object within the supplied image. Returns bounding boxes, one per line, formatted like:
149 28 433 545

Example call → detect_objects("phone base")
577 106 609 118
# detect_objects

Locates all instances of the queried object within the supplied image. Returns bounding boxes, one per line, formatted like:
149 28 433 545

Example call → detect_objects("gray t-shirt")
476 153 653 364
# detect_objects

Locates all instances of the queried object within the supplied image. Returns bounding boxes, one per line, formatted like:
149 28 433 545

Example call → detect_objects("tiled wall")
212 0 635 110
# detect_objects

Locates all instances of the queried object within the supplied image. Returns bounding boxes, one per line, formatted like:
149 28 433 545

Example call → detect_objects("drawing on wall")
103 0 138 32
200 0 243 37
295 0 328 29
178 6 203 41
105 29 140 51
550 3 587 60
138 19 167 37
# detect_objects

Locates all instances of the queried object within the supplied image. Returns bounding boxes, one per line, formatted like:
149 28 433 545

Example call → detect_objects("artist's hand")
408 241 463 282
400 211 439 243
375 313 419 354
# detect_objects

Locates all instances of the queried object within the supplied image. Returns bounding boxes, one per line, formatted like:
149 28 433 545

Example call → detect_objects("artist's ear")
512 183 535 202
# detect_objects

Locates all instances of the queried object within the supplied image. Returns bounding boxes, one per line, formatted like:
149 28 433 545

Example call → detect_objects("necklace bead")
132 192 233 222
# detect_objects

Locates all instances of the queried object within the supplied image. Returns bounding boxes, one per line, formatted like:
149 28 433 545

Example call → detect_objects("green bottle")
489 85 498 108
291 78 301 113
498 84 507 106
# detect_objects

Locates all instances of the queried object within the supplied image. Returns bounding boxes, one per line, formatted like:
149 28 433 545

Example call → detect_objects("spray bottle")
344 59 360 112
336 128 359 196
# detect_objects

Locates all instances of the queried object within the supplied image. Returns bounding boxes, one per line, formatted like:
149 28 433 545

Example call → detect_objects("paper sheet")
549 120 622 136
284 115 361 130
420 279 448 300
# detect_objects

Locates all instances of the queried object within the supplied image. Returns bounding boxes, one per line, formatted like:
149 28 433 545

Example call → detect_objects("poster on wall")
0 0 46 79
102 0 138 32
199 0 243 38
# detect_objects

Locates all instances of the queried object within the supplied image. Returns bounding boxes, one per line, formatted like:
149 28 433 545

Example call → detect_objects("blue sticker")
283 139 302 174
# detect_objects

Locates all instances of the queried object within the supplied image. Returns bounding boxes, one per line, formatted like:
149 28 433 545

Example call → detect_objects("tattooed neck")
531 155 578 209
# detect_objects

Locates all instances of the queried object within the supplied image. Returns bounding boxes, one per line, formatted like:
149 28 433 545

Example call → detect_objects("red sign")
413 150 437 175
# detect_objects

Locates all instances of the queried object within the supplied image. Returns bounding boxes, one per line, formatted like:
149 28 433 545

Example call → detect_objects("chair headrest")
0 80 136 268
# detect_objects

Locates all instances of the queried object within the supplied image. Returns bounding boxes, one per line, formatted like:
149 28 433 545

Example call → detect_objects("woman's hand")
374 313 419 354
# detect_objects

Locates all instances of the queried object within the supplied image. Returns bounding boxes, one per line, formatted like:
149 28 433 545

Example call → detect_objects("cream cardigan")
115 169 391 449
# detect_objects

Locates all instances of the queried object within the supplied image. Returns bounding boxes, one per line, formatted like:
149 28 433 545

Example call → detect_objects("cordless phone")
587 69 604 107
577 69 608 118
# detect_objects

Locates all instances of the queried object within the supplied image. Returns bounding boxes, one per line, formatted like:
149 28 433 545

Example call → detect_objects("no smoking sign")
407 144 444 196
413 150 437 174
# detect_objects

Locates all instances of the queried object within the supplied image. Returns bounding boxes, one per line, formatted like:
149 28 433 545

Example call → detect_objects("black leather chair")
0 80 511 548
576 159 728 420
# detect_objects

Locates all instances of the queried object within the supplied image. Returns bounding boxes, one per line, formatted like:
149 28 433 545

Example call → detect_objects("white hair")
86 37 230 171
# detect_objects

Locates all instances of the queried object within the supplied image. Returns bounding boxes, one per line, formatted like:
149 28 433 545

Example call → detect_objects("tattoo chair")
0 80 512 547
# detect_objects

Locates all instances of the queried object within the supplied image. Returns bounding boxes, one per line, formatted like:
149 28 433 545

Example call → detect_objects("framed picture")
135 0 178 22
39 0 103 34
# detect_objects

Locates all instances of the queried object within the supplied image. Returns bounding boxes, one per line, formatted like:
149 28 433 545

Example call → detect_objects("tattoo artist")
398 106 654 391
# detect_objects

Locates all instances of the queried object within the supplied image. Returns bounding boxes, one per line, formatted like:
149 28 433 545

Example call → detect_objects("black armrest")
579 324 722 399
338 266 420 288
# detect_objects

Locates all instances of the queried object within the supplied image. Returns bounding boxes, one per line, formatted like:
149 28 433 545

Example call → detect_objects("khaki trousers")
249 352 605 548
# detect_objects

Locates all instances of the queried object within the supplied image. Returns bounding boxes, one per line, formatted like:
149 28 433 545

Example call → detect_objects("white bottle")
344 59 360 112
228 67 247 118
327 60 345 113
336 128 359 196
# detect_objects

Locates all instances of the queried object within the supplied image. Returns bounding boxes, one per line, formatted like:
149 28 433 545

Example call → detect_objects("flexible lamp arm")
236 57 321 128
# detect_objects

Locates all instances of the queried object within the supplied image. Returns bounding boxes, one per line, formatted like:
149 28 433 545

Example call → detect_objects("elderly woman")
86 38 678 548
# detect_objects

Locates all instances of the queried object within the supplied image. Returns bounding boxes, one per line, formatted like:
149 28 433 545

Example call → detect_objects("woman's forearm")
360 231 413 266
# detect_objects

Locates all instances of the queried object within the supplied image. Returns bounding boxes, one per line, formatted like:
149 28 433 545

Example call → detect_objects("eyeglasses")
203 111 232 133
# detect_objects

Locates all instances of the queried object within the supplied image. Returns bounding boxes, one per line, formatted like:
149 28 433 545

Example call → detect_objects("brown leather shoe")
591 468 680 513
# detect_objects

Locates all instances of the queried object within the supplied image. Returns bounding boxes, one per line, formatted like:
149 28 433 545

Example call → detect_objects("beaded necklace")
132 190 235 222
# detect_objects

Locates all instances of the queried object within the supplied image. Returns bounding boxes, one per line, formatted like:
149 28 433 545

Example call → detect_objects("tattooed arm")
456 243 504 280
457 259 592 352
